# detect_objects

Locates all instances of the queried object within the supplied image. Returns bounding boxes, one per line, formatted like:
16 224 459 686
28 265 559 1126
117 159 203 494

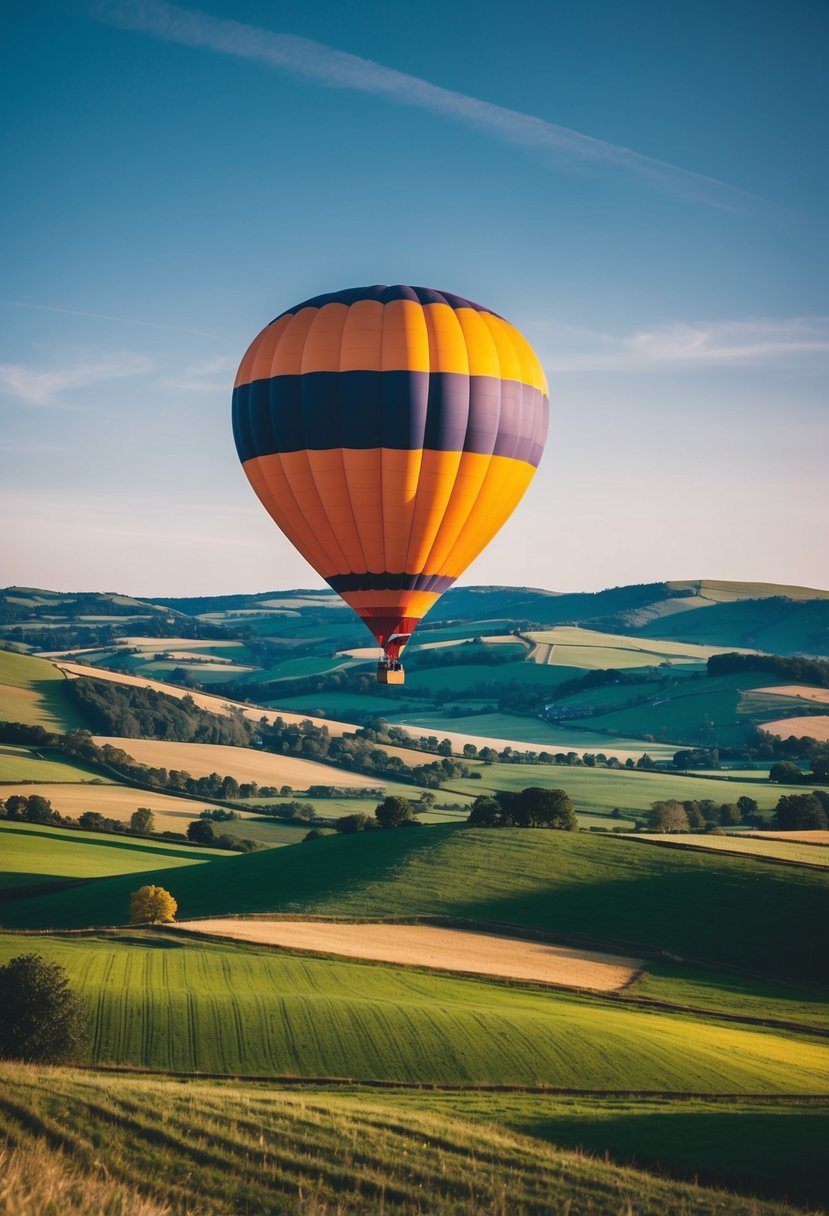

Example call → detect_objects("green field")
0 820 228 890
0 928 824 1091
391 711 680 758
0 743 103 783
0 1067 814 1216
4 827 828 986
443 761 781 817
0 649 82 731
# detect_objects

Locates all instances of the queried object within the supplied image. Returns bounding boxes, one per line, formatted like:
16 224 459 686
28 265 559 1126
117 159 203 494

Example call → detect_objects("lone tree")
374 795 418 829
0 954 88 1063
129 885 178 924
130 807 155 834
647 800 690 832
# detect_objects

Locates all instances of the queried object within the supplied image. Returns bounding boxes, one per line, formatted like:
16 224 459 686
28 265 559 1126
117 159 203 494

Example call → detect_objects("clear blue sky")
2 0 827 596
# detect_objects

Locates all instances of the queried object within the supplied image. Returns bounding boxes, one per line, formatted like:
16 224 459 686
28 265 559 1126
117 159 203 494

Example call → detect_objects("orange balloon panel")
232 285 549 658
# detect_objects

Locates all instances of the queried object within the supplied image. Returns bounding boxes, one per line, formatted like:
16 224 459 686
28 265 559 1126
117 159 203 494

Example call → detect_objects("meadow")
0 649 81 731
0 1066 815 1216
442 760 781 816
4 827 828 988
0 743 101 782
0 820 226 889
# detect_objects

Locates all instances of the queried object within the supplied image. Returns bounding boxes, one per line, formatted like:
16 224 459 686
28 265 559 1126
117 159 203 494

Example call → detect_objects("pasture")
0 928 825 1090
0 649 80 731
0 744 101 782
389 712 679 760
524 626 736 669
0 1068 813 1216
442 759 781 817
0 819 225 889
4 827 828 988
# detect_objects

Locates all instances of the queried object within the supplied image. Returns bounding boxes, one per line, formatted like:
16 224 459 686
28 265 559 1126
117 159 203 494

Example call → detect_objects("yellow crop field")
179 919 643 991
91 736 386 789
764 715 829 741
638 833 829 868
0 782 229 834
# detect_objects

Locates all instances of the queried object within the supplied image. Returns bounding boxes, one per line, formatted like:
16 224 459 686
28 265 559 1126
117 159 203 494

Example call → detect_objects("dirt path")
177 919 642 991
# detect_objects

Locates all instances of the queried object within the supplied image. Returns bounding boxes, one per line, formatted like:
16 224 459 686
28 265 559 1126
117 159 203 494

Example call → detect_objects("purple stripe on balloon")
232 373 548 468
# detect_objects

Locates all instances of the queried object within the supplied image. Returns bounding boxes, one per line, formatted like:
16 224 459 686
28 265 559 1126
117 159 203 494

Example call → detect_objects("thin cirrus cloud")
0 352 154 407
93 0 745 207
543 317 829 371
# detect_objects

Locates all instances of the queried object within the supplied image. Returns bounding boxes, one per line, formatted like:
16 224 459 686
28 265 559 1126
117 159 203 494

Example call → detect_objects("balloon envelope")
232 285 549 658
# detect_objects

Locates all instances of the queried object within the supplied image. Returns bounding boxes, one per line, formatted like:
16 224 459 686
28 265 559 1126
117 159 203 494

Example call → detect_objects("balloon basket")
377 662 405 685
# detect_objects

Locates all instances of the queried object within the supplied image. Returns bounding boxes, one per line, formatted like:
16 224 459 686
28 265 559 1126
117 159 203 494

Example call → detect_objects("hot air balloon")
232 285 549 684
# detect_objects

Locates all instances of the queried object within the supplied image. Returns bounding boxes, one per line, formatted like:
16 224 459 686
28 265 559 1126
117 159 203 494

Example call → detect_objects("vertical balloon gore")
232 285 549 682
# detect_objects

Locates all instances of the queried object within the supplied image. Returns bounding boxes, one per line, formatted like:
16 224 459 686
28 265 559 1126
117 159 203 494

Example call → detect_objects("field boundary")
67 1062 829 1100
624 834 829 871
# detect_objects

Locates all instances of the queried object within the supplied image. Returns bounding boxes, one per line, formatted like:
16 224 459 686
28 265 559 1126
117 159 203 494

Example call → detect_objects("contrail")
93 0 750 207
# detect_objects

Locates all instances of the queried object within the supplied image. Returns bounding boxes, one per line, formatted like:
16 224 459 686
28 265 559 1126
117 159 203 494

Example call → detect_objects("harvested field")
178 918 643 991
633 833 829 868
91 736 387 789
750 830 829 845
0 782 230 829
764 715 829 741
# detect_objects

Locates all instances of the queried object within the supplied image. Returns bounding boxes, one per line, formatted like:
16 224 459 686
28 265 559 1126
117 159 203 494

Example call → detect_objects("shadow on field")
514 1105 829 1211
3 824 219 864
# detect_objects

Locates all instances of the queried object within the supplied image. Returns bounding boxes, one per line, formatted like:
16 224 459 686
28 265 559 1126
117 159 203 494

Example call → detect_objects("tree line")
708 651 829 688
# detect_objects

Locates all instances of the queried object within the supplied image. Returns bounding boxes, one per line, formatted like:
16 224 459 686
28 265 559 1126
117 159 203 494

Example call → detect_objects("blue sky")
2 0 827 596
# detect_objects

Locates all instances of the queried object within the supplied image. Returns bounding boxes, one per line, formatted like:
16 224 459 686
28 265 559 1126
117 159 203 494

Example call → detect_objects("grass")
3 827 828 986
0 744 102 782
525 626 731 669
443 760 781 816
0 649 83 731
0 928 825 1090
389 711 680 759
0 1067 815 1216
374 1090 829 1212
0 820 228 890
565 672 776 747
631 957 829 1032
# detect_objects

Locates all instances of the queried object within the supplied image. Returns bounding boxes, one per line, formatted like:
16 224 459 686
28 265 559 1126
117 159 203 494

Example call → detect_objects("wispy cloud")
0 297 221 340
163 354 236 392
542 317 829 371
94 0 746 207
0 352 154 406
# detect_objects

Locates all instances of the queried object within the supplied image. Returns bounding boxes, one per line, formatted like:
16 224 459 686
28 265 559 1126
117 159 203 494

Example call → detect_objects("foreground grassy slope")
378 1090 829 1212
0 1068 815 1216
6 827 827 983
0 930 825 1091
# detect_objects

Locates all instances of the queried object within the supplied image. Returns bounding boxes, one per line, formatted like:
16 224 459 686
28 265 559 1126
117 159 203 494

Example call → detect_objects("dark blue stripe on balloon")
232 372 547 467
271 284 502 323
327 572 455 594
